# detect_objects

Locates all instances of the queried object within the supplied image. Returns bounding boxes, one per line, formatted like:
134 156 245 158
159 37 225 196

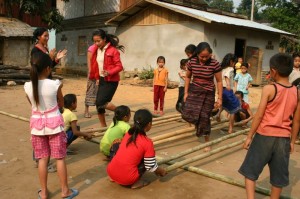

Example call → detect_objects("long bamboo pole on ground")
158 128 249 164
153 121 247 145
151 119 230 142
0 110 30 122
165 138 246 172
156 157 294 199
152 113 181 121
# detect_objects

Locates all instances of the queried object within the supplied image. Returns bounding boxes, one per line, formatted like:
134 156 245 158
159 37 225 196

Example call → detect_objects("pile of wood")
0 65 63 85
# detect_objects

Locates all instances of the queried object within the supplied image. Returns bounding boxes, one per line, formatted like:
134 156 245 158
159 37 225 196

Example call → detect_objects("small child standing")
289 52 300 84
153 56 168 115
234 63 253 103
234 91 253 127
239 53 300 199
107 109 167 189
62 94 93 149
24 52 78 199
100 105 131 158
234 57 243 75
217 53 240 134
176 59 188 113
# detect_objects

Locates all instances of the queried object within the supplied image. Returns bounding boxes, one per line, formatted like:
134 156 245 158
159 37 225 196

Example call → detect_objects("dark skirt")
96 77 118 114
85 79 98 106
182 84 215 137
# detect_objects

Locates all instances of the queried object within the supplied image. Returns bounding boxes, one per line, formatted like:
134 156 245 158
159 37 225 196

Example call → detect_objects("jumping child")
239 53 300 199
107 109 167 189
100 105 131 158
234 91 253 127
153 56 168 115
62 94 93 150
216 53 240 134
176 59 188 113
234 62 253 103
24 51 78 199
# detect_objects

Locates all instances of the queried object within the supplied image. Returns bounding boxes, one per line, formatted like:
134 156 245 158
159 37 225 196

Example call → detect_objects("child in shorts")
239 53 300 199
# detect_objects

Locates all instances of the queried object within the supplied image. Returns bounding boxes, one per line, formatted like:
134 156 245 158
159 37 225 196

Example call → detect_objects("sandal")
84 113 91 118
131 180 150 189
38 189 42 199
47 164 57 173
62 188 79 199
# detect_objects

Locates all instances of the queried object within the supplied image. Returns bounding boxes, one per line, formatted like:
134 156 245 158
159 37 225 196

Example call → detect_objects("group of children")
25 41 300 198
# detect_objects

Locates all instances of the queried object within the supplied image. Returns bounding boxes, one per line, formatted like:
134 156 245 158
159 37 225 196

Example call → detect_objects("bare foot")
204 146 211 152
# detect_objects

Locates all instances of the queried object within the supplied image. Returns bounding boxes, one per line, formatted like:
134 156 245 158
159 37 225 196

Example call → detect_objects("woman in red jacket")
89 29 124 127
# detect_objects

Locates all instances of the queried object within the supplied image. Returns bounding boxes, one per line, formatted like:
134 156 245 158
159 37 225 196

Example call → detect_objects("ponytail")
127 109 152 146
30 63 39 105
30 51 53 106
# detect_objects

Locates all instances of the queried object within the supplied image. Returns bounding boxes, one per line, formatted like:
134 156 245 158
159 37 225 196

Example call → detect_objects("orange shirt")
153 67 168 86
257 83 298 137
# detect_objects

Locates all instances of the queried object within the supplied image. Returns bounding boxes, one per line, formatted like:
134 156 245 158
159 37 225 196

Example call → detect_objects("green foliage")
4 0 67 32
257 0 300 52
206 0 234 12
236 0 262 20
139 67 154 80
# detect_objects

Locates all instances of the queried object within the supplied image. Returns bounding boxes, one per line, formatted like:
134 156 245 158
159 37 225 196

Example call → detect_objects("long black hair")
185 44 196 58
127 109 152 146
221 53 236 70
30 51 52 105
112 105 131 127
32 27 48 44
92 29 125 52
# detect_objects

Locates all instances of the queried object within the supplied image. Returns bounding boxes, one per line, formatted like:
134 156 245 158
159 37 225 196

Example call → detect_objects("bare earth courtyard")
0 76 300 199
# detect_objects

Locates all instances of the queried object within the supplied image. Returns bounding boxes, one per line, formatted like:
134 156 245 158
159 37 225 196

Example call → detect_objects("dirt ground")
0 76 300 199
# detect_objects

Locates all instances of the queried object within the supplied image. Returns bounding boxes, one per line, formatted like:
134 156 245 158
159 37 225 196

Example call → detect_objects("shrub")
139 66 154 80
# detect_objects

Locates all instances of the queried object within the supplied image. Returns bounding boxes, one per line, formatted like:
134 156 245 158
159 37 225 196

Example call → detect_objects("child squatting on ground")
24 51 78 199
62 94 93 152
100 105 131 159
153 56 169 116
107 109 167 189
234 91 253 127
239 53 300 199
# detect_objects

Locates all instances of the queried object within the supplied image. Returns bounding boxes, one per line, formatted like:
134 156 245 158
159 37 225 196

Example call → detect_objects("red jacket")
89 43 123 81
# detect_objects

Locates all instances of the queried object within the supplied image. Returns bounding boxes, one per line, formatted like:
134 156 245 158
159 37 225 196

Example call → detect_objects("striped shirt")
187 57 222 91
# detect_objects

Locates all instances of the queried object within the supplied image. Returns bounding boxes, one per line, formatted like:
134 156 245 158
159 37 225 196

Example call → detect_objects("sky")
233 0 242 8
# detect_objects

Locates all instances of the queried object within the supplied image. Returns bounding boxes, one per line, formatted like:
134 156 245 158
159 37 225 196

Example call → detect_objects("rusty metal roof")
0 17 33 37
106 0 293 35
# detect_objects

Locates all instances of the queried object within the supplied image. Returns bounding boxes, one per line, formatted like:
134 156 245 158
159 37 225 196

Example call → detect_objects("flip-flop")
63 188 79 199
131 180 150 189
38 189 42 199
84 113 91 118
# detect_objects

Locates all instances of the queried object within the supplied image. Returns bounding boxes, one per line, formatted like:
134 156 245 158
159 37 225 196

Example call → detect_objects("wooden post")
158 128 249 164
165 138 246 172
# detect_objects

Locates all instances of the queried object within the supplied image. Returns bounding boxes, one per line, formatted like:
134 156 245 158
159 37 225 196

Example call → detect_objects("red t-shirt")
107 133 155 185
241 101 249 110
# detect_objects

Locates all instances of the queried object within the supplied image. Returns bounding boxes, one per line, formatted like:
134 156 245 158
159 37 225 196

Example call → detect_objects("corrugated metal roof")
0 17 33 37
106 0 293 35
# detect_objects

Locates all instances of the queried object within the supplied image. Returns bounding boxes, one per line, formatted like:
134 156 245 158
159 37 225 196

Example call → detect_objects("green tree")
257 0 300 52
206 0 234 13
236 0 262 20
4 0 68 32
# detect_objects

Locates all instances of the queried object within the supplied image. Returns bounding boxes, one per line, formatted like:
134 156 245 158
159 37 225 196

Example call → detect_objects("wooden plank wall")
120 5 194 26
120 0 139 11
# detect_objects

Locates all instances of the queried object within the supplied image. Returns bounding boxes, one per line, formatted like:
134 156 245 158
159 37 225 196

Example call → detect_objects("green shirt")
100 121 130 156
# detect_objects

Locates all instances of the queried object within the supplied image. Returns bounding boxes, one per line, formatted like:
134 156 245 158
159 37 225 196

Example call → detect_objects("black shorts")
239 133 290 187
96 77 118 114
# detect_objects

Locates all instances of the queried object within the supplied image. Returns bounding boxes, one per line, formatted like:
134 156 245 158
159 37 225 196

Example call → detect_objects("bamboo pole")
151 127 195 142
0 111 30 122
165 138 246 172
153 121 247 145
152 113 181 121
156 157 294 199
158 128 249 164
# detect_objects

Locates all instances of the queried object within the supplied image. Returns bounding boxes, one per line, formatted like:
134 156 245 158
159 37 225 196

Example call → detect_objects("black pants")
176 87 184 113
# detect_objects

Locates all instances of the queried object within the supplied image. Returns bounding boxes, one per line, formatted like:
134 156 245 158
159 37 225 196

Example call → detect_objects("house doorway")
234 38 246 59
